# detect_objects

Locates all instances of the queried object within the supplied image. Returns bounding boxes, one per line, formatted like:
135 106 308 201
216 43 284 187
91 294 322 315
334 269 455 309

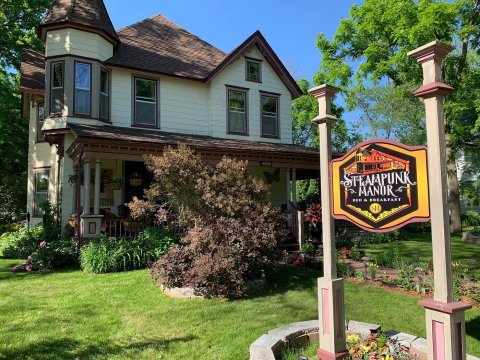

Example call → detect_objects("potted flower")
305 203 322 248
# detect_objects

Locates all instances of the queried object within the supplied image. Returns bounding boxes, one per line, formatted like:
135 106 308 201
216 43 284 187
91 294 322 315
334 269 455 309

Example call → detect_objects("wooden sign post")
309 84 347 360
408 41 471 360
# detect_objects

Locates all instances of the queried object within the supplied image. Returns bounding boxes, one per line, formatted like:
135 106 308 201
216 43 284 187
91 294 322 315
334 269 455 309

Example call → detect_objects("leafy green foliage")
462 210 480 227
80 228 177 274
0 225 43 258
314 0 480 232
397 263 416 291
0 1 50 224
374 242 401 269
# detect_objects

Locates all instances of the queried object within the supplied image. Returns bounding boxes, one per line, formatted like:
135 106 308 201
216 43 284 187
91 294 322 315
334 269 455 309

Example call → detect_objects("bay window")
99 69 109 120
74 62 91 115
50 61 64 114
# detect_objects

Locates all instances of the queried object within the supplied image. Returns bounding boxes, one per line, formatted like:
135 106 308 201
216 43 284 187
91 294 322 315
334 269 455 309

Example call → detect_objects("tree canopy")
312 0 480 232
0 0 50 223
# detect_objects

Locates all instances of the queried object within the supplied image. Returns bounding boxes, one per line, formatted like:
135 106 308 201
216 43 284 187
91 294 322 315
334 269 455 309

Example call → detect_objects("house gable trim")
205 31 302 99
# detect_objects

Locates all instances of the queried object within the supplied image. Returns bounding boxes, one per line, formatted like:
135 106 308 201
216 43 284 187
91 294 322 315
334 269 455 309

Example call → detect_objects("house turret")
39 0 118 122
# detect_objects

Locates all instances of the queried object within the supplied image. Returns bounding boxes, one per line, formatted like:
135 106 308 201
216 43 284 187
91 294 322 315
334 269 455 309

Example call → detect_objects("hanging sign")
331 139 430 232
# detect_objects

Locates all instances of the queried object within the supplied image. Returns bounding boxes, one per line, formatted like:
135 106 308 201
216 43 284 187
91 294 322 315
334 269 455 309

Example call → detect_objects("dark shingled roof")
40 0 119 44
69 123 319 157
20 49 45 94
106 14 226 79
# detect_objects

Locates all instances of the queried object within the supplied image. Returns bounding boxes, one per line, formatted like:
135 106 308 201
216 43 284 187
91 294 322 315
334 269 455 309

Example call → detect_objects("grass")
364 232 480 268
0 258 479 359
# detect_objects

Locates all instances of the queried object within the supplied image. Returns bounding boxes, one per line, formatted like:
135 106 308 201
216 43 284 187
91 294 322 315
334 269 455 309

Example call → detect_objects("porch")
61 123 322 239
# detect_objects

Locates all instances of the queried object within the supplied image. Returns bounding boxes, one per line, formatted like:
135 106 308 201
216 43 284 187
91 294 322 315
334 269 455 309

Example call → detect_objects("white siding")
209 46 293 144
110 70 211 136
45 29 113 61
27 100 58 226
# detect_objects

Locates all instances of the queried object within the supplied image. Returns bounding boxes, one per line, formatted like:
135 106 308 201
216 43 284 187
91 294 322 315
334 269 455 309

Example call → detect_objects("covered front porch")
63 124 321 239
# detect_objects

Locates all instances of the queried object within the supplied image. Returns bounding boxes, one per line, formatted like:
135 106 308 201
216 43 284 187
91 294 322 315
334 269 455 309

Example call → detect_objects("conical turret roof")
39 0 119 45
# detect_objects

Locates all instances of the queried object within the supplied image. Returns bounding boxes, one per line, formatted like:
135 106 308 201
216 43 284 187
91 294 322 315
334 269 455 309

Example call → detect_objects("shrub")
349 245 365 261
462 210 480 227
0 223 21 237
374 242 401 269
397 263 416 291
152 213 285 298
337 261 354 278
142 146 286 298
81 228 177 273
0 225 44 258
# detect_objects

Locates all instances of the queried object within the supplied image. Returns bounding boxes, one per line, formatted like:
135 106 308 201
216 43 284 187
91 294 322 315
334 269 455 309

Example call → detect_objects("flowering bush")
305 203 322 228
338 247 352 259
348 333 417 360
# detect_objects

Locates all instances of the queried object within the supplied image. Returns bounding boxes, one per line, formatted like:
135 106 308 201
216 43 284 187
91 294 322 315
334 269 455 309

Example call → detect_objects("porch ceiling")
66 124 330 170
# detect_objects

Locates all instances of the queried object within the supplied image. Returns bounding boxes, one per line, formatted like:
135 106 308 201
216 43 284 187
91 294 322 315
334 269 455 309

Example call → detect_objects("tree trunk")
445 127 462 233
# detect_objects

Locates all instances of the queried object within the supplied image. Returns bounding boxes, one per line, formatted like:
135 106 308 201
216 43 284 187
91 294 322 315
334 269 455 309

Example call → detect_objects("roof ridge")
116 13 226 55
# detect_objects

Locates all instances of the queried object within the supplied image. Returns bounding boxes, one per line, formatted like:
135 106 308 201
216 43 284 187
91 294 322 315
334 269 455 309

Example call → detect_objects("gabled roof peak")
39 0 120 45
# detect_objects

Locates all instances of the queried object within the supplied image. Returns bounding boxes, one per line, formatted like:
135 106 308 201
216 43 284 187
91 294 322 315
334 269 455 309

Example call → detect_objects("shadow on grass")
242 264 321 300
466 316 480 341
0 335 197 360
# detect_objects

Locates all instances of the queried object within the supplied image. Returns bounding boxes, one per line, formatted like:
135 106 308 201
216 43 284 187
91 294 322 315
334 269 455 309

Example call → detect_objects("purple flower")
39 241 47 248
27 256 33 261
26 264 33 272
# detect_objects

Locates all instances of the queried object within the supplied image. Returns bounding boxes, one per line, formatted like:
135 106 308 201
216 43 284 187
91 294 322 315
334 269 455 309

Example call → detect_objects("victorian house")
20 0 319 238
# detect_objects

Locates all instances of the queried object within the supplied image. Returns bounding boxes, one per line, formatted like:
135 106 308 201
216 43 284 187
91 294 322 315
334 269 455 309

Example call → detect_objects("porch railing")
101 218 185 239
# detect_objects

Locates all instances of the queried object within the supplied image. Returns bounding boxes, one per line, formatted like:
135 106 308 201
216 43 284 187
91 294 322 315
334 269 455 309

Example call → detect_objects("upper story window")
261 94 279 138
134 77 157 127
74 62 91 115
246 59 261 82
50 61 64 114
99 69 109 121
33 168 49 217
36 102 45 142
227 88 248 135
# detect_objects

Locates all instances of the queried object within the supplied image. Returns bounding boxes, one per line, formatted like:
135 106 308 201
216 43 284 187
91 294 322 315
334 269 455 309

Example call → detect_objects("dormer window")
246 59 261 82
99 69 109 120
50 61 64 114
74 62 91 115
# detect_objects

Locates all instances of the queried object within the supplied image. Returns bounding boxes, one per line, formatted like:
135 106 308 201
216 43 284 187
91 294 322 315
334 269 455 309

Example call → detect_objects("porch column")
94 159 101 215
292 168 297 207
309 84 347 360
286 168 291 211
409 41 471 360
83 159 91 215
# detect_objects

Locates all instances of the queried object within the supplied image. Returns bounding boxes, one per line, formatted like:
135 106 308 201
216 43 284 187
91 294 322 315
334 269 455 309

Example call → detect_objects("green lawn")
0 258 479 359
364 232 480 268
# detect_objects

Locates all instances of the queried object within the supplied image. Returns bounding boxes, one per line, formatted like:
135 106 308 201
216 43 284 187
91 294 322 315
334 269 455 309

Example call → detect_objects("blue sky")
104 0 363 128
104 0 359 83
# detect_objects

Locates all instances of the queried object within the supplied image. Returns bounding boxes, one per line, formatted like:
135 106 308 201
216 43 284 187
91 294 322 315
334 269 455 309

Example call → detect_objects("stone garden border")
249 320 480 360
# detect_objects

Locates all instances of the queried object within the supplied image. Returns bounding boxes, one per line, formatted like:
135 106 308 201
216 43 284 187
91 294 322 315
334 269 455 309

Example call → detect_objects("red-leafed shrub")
142 145 288 298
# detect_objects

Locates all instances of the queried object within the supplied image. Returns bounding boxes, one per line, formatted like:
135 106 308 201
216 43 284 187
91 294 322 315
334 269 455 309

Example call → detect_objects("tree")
352 83 426 145
0 0 50 223
314 0 480 232
292 79 361 153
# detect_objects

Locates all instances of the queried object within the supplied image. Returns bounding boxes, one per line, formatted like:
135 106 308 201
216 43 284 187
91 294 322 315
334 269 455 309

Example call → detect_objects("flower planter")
129 178 143 187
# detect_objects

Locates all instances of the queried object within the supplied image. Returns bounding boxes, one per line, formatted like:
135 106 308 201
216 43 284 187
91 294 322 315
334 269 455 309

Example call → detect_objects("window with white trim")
74 62 91 115
99 69 109 120
50 62 64 114
228 89 247 134
134 78 157 126
33 169 49 217
261 95 279 137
